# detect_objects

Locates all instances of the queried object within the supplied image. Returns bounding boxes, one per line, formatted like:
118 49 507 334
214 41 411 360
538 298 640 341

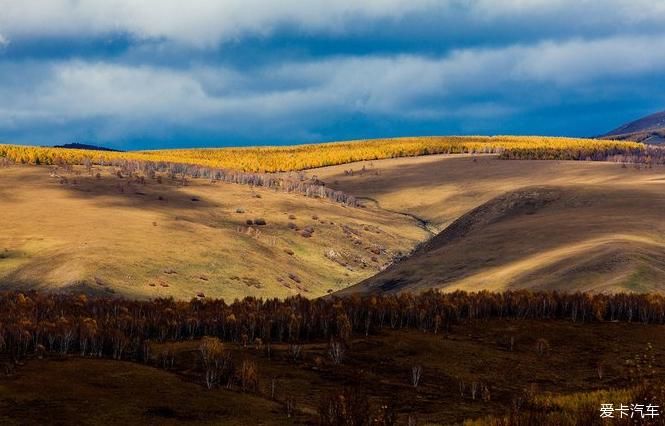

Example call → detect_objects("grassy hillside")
1 138 663 298
0 164 427 300
3 150 665 298
308 155 665 294
0 136 644 172
0 358 289 425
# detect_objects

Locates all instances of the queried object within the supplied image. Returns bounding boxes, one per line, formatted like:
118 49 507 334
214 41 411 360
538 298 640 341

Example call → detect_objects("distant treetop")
52 143 122 152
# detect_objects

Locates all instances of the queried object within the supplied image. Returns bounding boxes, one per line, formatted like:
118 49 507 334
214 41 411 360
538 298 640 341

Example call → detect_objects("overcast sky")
1 0 665 149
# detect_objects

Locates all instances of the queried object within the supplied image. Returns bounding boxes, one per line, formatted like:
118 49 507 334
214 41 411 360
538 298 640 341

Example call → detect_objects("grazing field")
0 136 644 172
0 164 426 300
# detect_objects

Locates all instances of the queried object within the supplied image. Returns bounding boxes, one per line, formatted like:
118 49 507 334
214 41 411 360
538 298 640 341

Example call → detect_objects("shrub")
301 226 314 238
236 360 259 392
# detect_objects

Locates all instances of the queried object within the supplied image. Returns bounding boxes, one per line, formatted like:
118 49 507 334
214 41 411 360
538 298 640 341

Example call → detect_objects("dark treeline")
2 290 665 363
500 144 665 166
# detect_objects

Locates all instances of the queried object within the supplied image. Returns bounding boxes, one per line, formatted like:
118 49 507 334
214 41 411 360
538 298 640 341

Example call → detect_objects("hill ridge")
602 110 665 144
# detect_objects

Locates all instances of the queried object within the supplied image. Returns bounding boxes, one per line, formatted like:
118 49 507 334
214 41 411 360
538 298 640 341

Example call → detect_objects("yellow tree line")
0 136 645 173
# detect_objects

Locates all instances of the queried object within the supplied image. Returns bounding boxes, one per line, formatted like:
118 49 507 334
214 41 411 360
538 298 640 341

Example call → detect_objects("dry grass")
0 165 426 300
4 150 665 298
312 155 665 294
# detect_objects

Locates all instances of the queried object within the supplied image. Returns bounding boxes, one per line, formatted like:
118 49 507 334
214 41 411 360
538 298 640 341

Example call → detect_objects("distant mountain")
52 143 121 152
602 110 665 144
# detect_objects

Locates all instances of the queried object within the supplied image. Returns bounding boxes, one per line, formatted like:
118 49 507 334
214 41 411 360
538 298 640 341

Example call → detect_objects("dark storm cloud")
0 0 664 148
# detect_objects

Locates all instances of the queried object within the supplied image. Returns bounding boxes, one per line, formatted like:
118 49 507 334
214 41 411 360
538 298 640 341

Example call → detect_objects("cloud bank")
0 0 664 148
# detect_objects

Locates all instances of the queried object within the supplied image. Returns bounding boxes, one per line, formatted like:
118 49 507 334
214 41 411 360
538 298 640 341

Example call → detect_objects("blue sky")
1 1 665 150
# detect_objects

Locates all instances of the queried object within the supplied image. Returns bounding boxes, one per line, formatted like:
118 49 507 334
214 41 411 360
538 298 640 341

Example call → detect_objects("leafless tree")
536 338 550 356
285 397 296 418
288 343 303 362
471 382 479 400
328 339 345 365
411 365 423 388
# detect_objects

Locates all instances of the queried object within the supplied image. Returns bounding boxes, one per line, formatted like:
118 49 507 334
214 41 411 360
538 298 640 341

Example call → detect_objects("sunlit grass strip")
464 387 641 426
0 136 645 173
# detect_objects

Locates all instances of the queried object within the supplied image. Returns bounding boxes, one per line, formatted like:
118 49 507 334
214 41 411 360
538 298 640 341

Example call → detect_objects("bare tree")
288 343 303 362
536 338 550 356
471 382 479 400
285 397 296 418
328 339 345 365
411 365 423 388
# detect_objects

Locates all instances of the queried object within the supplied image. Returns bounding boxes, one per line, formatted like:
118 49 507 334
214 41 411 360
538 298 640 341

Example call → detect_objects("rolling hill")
3 140 665 425
602 109 665 144
1 138 664 299
311 155 665 295
0 164 427 300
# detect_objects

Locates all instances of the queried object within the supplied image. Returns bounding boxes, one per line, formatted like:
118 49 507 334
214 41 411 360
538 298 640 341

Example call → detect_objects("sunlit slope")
3 148 664 299
1 136 643 172
313 155 665 294
308 154 663 232
0 165 427 299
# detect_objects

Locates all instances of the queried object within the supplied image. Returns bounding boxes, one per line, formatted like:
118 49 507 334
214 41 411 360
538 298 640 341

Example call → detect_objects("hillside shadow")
317 155 653 198
49 172 222 212
0 277 117 298
348 184 665 294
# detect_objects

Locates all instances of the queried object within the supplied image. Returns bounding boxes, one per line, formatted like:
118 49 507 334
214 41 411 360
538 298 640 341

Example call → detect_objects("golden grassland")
3 154 665 298
0 164 426 300
0 136 645 172
464 387 643 426
309 155 665 295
